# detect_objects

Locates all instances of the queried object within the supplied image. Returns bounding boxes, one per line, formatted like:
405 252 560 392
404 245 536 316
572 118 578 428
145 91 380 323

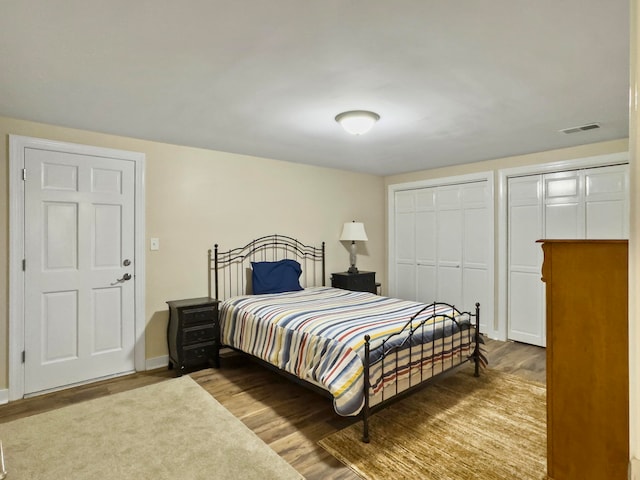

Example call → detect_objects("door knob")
116 273 132 282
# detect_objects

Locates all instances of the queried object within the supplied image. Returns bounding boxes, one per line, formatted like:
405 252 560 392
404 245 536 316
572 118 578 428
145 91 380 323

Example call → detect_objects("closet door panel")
461 181 491 328
586 203 626 239
463 208 489 267
415 207 436 302
395 212 415 261
585 166 627 200
544 171 582 239
415 188 436 209
510 204 542 267
394 191 416 300
395 192 416 264
436 186 461 210
508 271 544 343
584 165 629 239
436 204 462 308
463 268 489 332
438 267 463 308
415 210 436 266
545 204 581 239
396 264 416 301
507 175 545 346
436 209 462 265
416 265 437 304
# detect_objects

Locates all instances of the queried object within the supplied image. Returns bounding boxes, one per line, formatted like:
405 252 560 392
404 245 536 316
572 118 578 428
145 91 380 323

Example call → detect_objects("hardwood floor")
0 337 545 479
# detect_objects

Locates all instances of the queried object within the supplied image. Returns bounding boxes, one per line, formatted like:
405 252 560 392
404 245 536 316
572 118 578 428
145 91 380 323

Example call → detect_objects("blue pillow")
251 259 303 295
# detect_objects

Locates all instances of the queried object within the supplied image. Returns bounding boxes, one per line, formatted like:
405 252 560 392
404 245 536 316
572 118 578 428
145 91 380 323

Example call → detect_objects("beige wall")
0 115 385 388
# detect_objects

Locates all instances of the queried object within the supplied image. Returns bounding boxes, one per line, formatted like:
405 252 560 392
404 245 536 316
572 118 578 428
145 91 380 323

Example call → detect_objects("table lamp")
340 221 368 274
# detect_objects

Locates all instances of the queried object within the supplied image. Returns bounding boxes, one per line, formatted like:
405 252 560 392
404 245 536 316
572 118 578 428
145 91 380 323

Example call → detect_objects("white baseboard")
145 355 169 371
631 457 640 480
0 360 168 403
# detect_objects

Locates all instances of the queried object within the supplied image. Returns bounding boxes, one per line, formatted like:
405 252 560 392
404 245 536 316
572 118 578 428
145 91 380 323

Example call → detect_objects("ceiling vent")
560 123 601 134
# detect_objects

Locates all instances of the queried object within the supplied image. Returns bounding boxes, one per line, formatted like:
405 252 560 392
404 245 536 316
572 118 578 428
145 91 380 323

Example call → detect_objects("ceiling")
0 1 630 176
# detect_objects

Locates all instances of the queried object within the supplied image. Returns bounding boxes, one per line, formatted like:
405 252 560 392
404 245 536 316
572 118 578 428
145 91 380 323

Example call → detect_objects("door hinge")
22 168 26 181
22 259 25 271
22 350 25 363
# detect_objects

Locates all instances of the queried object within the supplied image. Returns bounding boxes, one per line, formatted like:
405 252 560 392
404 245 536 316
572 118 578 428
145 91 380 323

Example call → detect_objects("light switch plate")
150 238 160 251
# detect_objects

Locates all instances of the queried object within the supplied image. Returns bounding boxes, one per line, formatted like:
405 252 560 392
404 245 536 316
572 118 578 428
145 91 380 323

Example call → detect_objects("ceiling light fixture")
335 110 380 135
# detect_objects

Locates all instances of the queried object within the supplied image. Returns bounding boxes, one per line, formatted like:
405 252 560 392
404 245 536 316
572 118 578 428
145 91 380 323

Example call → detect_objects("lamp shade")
340 221 368 241
335 110 380 135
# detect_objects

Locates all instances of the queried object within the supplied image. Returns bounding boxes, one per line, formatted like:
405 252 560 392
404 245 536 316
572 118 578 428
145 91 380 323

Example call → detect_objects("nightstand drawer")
182 324 216 345
331 271 376 293
346 273 374 291
182 342 216 366
182 306 217 326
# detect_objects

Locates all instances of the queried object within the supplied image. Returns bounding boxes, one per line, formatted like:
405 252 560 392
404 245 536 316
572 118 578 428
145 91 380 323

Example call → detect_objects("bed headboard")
208 234 325 300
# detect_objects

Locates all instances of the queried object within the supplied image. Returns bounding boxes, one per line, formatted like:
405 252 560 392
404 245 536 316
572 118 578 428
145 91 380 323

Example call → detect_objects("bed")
208 234 486 442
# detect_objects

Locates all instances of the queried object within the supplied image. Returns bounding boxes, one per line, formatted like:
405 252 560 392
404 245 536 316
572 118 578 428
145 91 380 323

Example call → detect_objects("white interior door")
23 147 136 395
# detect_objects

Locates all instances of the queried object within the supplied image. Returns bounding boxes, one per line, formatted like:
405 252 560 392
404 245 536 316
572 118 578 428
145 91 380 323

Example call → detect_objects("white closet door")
506 163 629 347
507 175 545 346
394 190 417 300
462 182 492 334
436 186 463 307
391 179 492 333
415 189 437 304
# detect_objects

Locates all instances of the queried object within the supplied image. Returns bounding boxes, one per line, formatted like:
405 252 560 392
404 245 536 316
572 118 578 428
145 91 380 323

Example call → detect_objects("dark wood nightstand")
331 271 377 293
166 297 219 376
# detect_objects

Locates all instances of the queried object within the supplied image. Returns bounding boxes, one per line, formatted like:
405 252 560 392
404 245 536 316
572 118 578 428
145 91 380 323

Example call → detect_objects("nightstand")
166 297 219 376
331 271 377 293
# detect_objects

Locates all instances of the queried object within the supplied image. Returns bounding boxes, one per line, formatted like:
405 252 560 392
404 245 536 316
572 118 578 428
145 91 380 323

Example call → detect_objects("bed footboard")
361 302 485 443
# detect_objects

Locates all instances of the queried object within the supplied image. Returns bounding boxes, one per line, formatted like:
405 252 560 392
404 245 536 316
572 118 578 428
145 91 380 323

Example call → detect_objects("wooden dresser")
539 240 628 480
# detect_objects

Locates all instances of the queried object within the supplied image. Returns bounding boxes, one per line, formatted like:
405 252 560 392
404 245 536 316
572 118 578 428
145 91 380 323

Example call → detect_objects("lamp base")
348 241 359 275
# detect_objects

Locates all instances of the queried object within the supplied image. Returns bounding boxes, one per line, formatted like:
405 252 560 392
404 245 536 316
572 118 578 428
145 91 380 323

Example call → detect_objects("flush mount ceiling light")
335 110 380 135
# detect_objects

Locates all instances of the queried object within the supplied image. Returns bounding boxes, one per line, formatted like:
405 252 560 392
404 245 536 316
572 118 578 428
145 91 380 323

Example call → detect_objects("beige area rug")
319 368 546 480
0 376 303 480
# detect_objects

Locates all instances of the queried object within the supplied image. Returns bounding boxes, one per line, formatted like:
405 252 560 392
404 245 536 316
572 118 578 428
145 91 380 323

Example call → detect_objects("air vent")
560 123 601 134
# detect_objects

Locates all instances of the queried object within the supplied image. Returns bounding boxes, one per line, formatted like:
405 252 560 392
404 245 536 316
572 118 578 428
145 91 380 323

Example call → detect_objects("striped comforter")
219 287 474 416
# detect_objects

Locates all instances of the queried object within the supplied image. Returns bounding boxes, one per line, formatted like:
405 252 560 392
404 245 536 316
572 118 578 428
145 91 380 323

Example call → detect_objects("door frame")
497 151 629 342
8 135 146 401
387 171 496 337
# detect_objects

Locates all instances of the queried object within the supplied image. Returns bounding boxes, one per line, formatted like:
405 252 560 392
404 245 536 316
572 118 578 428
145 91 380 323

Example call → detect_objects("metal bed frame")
208 234 485 442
